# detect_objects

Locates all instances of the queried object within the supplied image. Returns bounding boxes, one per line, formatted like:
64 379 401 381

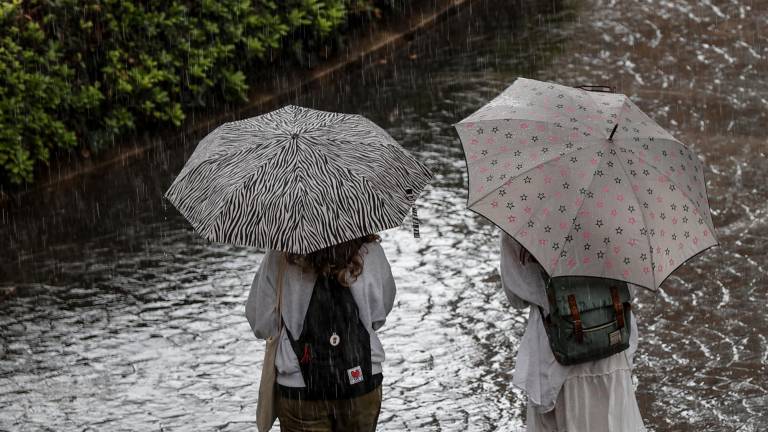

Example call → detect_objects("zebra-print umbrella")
455 78 717 290
166 105 432 254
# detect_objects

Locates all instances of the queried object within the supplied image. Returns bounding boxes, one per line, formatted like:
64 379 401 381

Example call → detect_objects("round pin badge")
329 333 340 347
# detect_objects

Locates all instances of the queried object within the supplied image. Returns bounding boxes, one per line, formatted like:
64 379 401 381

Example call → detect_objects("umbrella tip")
608 123 618 141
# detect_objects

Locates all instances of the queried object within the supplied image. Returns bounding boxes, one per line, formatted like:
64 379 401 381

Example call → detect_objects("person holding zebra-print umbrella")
246 235 395 431
165 105 432 431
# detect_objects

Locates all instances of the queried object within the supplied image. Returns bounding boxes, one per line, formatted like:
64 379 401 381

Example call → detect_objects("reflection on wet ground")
1 0 766 430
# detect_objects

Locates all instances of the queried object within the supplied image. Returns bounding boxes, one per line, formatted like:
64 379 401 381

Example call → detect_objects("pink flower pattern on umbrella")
455 78 718 290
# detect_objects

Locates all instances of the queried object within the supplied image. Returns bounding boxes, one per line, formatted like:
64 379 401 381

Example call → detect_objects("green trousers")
277 385 382 432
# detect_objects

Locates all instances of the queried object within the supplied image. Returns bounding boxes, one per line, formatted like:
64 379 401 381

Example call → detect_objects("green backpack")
540 276 633 365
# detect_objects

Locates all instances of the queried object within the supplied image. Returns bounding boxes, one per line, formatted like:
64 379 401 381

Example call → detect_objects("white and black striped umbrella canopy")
166 105 432 254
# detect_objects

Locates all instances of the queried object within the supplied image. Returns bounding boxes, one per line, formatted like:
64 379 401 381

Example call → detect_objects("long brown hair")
285 234 381 286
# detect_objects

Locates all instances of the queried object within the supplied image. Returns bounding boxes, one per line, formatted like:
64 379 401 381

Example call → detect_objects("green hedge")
0 0 393 185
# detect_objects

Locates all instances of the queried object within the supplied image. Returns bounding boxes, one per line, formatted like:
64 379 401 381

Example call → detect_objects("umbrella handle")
576 85 615 93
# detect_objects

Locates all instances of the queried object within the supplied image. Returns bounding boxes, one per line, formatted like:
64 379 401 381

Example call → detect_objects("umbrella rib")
612 146 659 289
165 129 226 196
304 133 424 210
180 137 290 233
614 138 711 227
457 115 550 127
655 241 719 290
607 137 712 290
198 169 264 244
198 138 304 245
459 80 606 127
458 111 602 132
581 93 614 138
170 131 290 205
201 175 250 241
551 149 611 277
467 140 607 208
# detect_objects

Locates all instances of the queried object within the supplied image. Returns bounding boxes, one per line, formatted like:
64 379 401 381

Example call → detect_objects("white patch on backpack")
609 330 622 346
347 366 364 385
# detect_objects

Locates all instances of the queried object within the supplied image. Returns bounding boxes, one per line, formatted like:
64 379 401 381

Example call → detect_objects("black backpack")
285 274 377 400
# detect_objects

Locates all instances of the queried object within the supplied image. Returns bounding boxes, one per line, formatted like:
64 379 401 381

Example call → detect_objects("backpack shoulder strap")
609 285 625 329
567 294 584 343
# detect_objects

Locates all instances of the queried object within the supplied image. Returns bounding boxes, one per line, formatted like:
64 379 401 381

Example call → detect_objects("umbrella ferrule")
608 123 618 141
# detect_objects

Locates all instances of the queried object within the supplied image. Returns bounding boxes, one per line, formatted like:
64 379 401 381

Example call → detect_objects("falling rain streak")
0 0 766 431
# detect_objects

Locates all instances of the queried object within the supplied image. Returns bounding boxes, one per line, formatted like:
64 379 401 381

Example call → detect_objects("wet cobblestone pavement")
1 0 767 430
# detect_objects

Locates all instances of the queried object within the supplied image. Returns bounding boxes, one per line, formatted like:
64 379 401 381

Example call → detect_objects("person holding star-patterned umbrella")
456 78 717 431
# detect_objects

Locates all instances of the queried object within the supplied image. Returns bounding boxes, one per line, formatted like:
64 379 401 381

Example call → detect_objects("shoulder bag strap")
275 254 287 337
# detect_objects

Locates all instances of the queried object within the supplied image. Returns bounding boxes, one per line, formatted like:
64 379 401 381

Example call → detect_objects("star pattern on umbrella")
457 78 717 289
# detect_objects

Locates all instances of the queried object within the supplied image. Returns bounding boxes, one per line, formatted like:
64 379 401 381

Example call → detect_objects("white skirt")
527 352 646 432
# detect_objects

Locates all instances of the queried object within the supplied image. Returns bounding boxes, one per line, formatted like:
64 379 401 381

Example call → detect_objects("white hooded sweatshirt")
245 241 396 387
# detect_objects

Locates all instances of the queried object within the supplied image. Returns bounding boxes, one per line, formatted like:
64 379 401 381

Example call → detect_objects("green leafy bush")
0 0 393 185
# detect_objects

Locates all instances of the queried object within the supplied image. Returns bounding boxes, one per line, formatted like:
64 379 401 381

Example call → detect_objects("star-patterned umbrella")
455 78 717 291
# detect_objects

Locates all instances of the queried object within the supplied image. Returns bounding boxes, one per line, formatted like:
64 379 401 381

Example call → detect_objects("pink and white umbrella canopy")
455 78 717 291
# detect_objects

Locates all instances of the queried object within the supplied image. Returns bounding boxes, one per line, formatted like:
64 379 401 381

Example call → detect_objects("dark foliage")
0 0 395 184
